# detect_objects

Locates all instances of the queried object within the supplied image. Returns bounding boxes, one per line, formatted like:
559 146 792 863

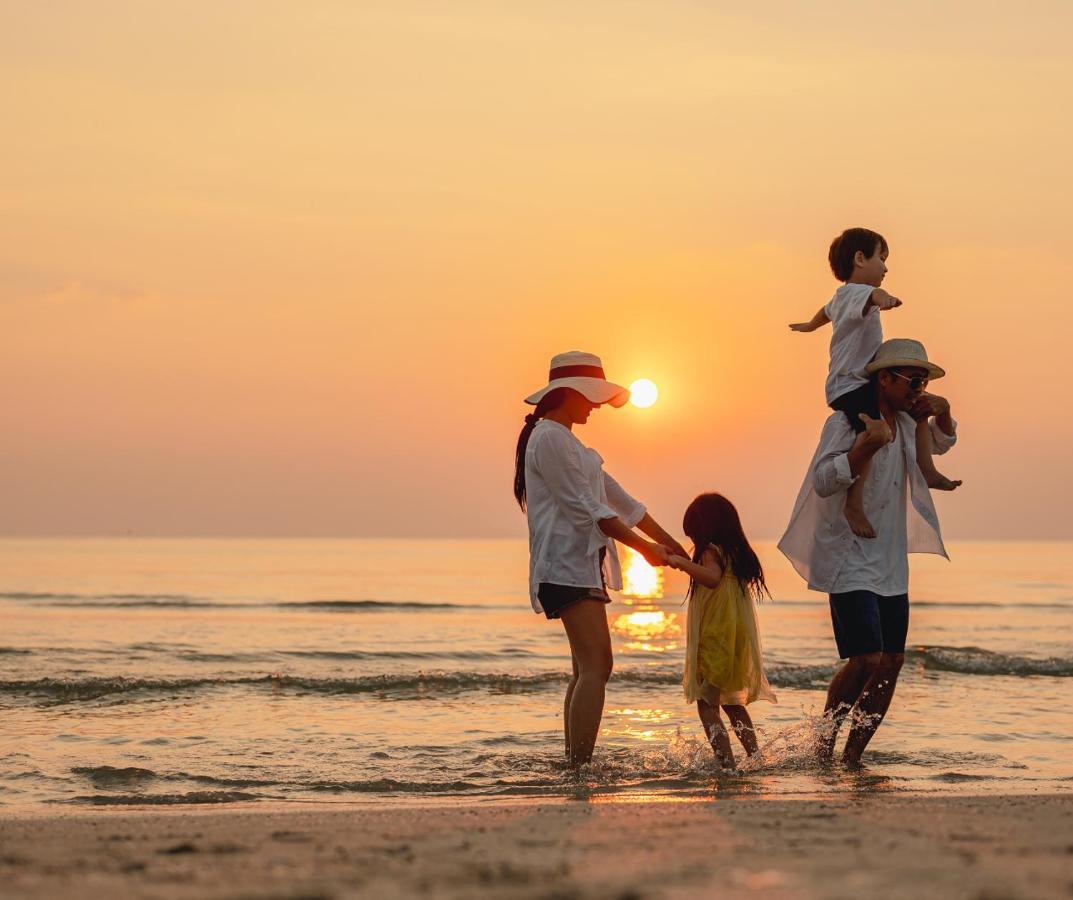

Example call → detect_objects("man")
778 338 958 766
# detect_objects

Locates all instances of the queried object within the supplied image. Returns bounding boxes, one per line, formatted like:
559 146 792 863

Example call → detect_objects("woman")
514 351 686 767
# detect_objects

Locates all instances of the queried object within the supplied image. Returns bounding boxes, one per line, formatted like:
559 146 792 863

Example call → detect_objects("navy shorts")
828 590 909 659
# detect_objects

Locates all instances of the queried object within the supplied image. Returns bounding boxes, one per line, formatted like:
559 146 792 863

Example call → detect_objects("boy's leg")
844 461 875 538
915 419 962 491
697 700 735 769
721 705 759 756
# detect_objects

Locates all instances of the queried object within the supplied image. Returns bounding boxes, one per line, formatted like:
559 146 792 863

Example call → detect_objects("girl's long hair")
682 492 769 602
513 388 568 511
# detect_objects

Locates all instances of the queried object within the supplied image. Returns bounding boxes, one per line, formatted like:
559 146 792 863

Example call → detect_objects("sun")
629 379 658 408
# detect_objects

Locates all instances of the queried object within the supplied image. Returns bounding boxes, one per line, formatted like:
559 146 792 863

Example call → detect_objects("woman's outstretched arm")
634 512 688 559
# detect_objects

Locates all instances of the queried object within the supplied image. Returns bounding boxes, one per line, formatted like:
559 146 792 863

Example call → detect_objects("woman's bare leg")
697 700 735 769
563 654 580 758
722 705 759 756
915 419 961 491
559 600 613 767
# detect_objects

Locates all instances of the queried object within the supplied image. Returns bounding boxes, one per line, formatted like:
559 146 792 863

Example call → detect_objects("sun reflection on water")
612 609 681 653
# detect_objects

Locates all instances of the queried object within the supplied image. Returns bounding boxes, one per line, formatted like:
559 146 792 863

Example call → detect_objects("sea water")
1 538 1070 806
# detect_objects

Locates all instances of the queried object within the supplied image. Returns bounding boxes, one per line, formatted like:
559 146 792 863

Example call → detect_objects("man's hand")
870 288 903 311
910 392 950 421
789 321 819 332
858 413 894 447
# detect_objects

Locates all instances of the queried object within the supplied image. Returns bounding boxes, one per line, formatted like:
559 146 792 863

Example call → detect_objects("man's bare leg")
697 700 735 769
818 653 881 759
844 462 876 538
915 419 961 491
842 652 905 766
722 705 759 756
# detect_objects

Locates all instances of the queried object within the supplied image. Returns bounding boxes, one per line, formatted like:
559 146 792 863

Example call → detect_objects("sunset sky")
3 2 1071 539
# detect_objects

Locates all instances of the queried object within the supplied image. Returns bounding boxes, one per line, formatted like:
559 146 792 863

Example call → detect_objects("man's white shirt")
778 412 957 594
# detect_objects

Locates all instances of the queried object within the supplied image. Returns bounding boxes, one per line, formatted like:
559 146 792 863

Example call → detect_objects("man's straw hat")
865 338 946 380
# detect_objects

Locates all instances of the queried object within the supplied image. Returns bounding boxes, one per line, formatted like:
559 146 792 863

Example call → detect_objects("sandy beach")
2 793 1070 899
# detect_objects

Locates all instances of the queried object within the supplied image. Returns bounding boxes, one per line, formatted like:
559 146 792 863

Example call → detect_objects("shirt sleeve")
530 430 618 531
928 416 958 455
603 472 646 528
812 414 857 498
824 283 876 329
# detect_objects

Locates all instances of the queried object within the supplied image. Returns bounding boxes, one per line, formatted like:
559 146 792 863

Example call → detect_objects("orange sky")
2 2 1071 539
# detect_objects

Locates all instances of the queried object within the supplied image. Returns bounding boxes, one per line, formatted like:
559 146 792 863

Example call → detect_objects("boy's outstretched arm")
789 307 830 332
868 288 902 311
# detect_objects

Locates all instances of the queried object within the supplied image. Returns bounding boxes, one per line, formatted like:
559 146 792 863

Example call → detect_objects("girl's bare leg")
559 599 613 767
563 654 579 758
697 700 735 769
844 460 875 538
722 704 759 756
915 419 961 491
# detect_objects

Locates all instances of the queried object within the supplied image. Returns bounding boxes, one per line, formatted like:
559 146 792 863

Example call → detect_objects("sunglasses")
890 371 929 392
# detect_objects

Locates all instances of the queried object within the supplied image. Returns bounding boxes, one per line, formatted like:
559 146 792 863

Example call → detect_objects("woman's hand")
640 542 672 567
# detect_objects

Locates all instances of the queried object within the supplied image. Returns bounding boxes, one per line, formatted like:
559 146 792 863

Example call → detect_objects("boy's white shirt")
524 420 646 613
777 411 957 594
824 282 883 404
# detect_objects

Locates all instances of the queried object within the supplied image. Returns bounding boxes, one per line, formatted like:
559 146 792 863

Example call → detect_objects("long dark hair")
682 492 769 602
513 388 568 511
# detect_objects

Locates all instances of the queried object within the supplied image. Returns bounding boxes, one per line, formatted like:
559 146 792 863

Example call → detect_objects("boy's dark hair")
828 227 887 281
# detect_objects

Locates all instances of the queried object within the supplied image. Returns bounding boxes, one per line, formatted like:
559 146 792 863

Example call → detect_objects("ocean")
1 538 1070 807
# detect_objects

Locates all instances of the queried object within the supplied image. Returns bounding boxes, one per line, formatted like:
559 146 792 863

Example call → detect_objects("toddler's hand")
871 289 902 311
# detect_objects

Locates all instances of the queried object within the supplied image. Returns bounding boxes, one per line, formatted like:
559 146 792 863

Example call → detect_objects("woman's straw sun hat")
864 338 946 380
525 351 630 407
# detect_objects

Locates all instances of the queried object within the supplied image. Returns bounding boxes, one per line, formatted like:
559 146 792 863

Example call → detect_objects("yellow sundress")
683 555 776 707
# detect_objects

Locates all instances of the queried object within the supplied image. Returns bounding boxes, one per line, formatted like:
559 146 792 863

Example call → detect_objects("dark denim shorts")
536 583 611 620
829 590 909 659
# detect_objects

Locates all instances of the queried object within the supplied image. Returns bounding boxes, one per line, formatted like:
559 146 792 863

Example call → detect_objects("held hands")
666 554 691 571
858 413 894 447
640 542 673 568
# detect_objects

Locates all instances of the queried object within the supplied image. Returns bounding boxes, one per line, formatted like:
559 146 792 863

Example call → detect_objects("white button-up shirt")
778 411 957 594
525 420 646 613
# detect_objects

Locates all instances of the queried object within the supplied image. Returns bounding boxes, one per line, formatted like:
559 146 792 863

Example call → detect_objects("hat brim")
525 377 630 408
864 358 945 380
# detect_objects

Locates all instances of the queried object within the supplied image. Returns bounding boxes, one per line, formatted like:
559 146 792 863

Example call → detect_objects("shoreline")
3 792 1071 898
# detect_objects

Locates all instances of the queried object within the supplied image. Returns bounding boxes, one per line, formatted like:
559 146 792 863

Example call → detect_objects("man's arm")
911 393 957 451
813 414 893 498
846 415 894 475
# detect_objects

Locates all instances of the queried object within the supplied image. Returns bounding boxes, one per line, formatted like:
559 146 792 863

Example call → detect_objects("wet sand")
2 793 1071 899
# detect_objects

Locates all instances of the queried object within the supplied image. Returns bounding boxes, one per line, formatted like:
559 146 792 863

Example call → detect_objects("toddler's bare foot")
926 472 962 491
845 506 876 539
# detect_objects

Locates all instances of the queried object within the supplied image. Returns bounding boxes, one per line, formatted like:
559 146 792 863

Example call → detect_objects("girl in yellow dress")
668 493 776 769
